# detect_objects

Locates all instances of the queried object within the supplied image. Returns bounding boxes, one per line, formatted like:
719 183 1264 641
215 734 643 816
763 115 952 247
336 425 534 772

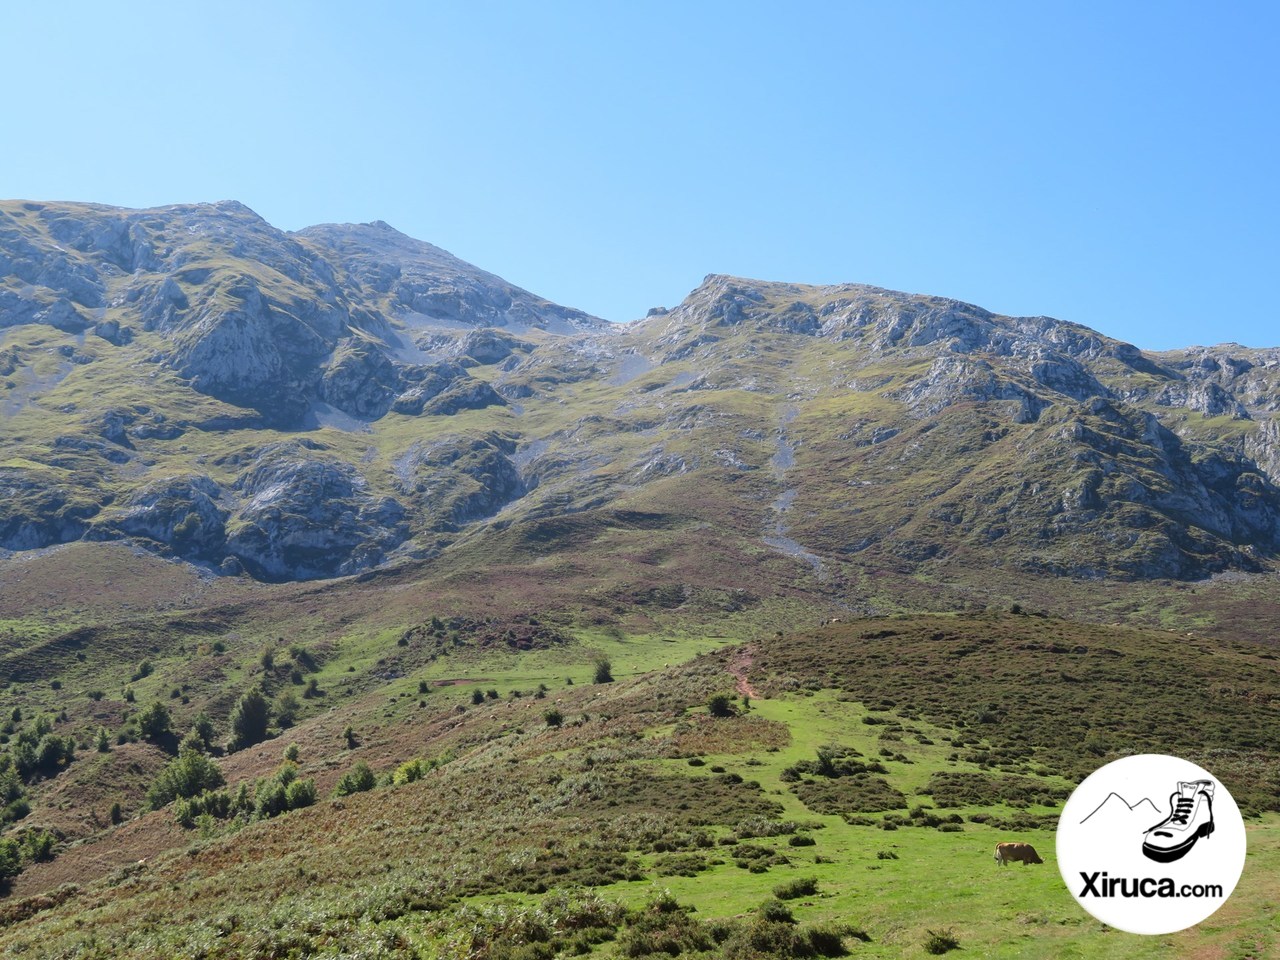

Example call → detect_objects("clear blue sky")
3 2 1276 350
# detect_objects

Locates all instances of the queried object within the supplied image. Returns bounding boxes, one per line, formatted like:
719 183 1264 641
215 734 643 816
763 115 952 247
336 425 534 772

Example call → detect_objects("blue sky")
3 2 1276 349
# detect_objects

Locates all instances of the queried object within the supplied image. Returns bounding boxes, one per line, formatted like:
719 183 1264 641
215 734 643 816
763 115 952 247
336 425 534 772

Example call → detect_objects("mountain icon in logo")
1080 792 1162 827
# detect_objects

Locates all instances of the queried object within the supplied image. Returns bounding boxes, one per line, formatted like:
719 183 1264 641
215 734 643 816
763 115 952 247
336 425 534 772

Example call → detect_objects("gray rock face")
457 328 530 365
35 298 91 333
389 362 469 416
109 475 228 560
44 211 158 273
0 205 107 310
1152 381 1248 418
1045 404 1280 576
226 450 409 581
92 319 134 345
395 434 524 529
131 277 188 331
418 380 507 417
320 337 400 419
1026 351 1110 402
0 289 42 330
173 276 339 426
296 222 607 334
897 355 1049 422
1245 419 1280 485
0 471 100 550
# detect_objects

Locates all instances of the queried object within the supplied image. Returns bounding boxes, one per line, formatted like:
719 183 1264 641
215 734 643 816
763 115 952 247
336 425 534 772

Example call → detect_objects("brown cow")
995 842 1044 866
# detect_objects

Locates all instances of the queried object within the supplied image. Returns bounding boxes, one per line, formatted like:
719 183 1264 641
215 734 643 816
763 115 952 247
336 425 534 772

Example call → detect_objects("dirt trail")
728 648 759 700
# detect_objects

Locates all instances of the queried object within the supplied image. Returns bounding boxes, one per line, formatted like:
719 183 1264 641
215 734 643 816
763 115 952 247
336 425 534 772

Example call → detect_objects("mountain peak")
4 199 1280 585
203 199 260 216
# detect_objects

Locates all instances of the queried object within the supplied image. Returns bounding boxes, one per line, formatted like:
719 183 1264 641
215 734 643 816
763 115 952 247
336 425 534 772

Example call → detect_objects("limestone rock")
173 277 328 426
394 434 525 529
35 298 91 333
320 338 399 419
226 450 409 580
418 380 507 417
0 470 100 550
389 362 468 415
109 475 228 560
456 328 530 365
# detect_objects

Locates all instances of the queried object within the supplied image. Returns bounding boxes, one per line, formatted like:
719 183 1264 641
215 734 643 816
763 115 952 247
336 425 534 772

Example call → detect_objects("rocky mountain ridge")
2 200 1278 583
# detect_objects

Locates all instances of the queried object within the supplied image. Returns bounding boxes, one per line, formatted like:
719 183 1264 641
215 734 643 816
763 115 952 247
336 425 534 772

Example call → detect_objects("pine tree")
228 689 271 751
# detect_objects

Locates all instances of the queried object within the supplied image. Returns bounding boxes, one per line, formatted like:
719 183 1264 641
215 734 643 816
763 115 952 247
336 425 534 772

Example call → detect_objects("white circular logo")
1056 754 1246 934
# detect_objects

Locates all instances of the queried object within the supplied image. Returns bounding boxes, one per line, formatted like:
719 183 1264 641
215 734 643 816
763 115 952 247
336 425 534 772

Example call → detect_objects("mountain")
3 199 1280 584
1079 792 1163 828
5 202 1280 958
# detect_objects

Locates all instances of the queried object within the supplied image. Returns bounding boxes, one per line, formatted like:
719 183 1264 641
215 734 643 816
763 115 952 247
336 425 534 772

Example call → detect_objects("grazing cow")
995 842 1044 866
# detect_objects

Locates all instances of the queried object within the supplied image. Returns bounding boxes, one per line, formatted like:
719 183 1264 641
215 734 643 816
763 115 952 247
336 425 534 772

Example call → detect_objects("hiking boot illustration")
1142 780 1215 863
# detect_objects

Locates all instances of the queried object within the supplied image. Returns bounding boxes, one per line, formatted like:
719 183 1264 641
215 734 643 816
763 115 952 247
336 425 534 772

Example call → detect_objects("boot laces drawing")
1142 780 1215 863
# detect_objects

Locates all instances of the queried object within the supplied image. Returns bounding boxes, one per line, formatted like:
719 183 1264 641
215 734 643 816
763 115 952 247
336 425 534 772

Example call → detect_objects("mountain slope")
3 613 1278 960
3 201 1280 584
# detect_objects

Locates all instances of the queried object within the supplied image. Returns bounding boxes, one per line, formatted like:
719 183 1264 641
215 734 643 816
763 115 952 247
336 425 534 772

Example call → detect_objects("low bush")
736 816 796 839
708 694 737 718
654 852 709 877
147 747 225 809
773 876 818 901
0 837 21 882
925 928 960 954
22 830 57 862
333 761 376 797
392 757 436 785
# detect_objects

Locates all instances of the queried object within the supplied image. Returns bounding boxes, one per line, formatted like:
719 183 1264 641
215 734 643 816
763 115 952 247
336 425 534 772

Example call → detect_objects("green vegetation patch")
922 771 1070 809
755 613 1280 812
572 766 784 826
793 775 906 816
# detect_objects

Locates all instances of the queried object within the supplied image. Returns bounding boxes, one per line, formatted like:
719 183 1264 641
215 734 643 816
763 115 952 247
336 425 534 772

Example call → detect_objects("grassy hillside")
1 613 1277 958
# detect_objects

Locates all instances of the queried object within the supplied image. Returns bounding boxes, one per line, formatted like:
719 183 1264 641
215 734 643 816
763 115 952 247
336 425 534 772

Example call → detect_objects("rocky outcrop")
226 449 409 581
107 475 228 560
896 355 1049 423
0 205 107 310
172 276 339 426
1152 381 1248 418
295 221 607 333
0 470 100 550
1045 402 1280 575
394 434 524 529
320 337 400 419
389 362 468 416
418 380 507 417
456 328 531 365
